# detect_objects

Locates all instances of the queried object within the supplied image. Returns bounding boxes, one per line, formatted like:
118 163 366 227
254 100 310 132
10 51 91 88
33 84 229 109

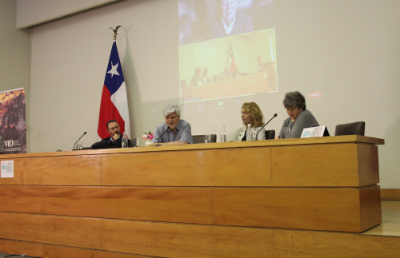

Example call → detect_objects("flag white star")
107 62 120 78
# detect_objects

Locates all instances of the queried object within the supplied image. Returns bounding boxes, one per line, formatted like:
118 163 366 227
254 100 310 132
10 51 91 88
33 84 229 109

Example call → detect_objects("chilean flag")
228 44 236 73
97 41 130 139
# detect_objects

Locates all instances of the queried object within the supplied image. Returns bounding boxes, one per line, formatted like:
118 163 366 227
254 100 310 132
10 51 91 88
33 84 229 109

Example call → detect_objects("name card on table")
301 125 326 138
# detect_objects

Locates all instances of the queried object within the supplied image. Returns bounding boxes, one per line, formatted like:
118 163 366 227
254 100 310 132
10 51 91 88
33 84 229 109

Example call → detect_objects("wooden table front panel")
271 143 379 187
0 213 102 249
0 155 102 186
101 147 272 186
0 137 384 257
213 185 381 232
42 186 213 224
1 225 400 258
0 212 274 258
0 185 381 232
0 142 379 187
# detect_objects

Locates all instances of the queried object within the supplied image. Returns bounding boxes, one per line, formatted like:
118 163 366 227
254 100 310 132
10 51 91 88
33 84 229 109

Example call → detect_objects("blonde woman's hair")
242 102 264 127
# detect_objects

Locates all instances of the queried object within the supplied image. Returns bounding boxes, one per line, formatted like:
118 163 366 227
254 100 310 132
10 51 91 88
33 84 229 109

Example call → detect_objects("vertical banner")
0 88 26 154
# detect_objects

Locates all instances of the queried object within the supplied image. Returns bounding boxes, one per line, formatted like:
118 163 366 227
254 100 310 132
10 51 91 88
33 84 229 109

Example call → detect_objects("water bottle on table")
122 132 129 148
220 125 227 142
246 124 252 141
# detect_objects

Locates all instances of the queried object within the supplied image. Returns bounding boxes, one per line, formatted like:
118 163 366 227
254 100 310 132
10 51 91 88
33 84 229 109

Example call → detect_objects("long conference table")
0 136 390 257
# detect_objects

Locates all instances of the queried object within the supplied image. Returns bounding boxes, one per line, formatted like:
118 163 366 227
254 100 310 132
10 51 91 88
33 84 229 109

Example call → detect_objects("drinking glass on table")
76 142 83 150
284 127 291 138
205 134 211 143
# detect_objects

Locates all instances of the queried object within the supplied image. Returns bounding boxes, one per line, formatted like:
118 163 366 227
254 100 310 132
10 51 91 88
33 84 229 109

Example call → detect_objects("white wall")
16 0 117 29
0 0 30 91
0 0 30 137
28 0 400 188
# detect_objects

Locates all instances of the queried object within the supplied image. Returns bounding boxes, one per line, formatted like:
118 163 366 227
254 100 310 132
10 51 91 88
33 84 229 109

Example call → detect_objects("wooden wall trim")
381 189 400 201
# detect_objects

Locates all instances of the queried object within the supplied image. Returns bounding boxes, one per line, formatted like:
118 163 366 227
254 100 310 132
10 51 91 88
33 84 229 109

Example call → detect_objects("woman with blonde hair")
231 102 266 141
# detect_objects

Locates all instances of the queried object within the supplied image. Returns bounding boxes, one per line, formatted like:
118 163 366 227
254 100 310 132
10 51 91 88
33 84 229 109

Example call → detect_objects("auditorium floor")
363 201 400 237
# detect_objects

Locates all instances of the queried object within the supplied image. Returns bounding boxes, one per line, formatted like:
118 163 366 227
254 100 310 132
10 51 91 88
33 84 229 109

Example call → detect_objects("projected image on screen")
179 0 274 45
179 28 277 103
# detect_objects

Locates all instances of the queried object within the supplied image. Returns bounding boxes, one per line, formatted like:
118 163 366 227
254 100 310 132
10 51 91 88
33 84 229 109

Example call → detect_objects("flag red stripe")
230 58 236 73
97 85 125 139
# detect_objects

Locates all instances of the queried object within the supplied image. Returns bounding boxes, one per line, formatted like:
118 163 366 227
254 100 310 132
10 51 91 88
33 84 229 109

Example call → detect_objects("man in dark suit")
91 120 132 149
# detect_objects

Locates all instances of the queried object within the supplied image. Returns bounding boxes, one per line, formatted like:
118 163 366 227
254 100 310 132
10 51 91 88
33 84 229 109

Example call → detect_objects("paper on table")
301 125 326 138
1 160 14 178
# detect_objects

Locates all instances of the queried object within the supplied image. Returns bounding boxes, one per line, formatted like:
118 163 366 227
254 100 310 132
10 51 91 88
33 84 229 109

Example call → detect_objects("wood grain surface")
0 213 397 258
271 143 362 186
212 186 381 232
0 239 43 257
0 137 387 257
0 239 150 258
101 218 274 258
0 213 102 249
0 186 43 213
101 147 272 186
0 212 273 258
0 138 383 187
0 185 381 232
42 186 213 224
358 143 380 186
273 229 400 258
43 245 148 258
381 189 400 200
360 185 382 231
21 155 102 185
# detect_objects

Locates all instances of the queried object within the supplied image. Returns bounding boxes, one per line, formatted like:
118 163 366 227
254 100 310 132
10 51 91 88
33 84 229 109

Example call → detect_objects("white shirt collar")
221 16 235 35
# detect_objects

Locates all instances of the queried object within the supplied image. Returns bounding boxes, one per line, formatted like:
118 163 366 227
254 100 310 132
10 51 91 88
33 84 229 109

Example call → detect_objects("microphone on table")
255 113 277 140
73 131 87 150
156 126 170 146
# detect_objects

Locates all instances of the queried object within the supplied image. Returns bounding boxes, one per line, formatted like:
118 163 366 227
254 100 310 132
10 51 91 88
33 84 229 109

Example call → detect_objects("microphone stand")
73 132 87 150
156 126 170 146
255 114 277 140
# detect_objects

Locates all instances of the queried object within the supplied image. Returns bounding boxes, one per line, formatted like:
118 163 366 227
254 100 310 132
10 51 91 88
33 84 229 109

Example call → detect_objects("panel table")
0 136 386 257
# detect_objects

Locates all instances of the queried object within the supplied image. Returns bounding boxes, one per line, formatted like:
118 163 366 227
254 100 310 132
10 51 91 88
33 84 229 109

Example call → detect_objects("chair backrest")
335 121 365 136
264 130 275 139
192 134 217 144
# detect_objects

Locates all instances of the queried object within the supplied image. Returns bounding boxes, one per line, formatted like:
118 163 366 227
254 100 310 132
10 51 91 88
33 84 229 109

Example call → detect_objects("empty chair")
335 121 365 136
264 130 275 139
192 135 217 144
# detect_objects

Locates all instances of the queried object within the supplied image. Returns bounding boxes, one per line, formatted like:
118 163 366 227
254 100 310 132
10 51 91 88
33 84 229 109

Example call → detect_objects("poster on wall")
0 88 26 154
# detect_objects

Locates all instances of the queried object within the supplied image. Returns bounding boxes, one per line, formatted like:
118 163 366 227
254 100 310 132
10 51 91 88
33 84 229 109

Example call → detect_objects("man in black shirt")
91 120 132 149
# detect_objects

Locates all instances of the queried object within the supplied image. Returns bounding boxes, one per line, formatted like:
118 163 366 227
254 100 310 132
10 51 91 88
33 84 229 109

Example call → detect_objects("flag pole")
98 25 131 139
110 25 121 40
